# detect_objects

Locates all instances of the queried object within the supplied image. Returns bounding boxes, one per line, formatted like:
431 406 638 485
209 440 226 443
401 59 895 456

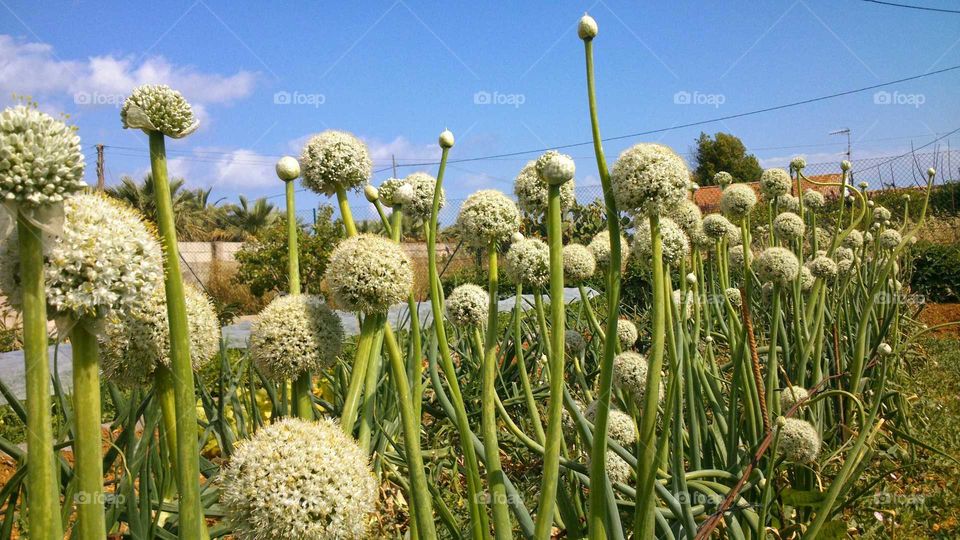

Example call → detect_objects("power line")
860 0 960 14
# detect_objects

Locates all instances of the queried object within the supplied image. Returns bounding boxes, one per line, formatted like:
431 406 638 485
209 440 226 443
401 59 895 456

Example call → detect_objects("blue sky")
2 0 958 219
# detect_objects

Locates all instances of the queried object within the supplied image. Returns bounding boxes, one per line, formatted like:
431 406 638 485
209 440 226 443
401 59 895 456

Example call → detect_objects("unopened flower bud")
438 129 455 149
276 156 300 181
363 184 379 202
686 272 697 284
578 14 598 40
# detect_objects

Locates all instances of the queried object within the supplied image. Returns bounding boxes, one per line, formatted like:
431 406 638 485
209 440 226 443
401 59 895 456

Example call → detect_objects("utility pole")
95 144 105 191
829 128 851 162
392 154 398 178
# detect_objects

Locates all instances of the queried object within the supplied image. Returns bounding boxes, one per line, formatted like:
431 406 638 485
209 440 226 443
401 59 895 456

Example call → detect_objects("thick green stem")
286 180 313 420
535 183 567 538
482 243 513 539
148 131 203 540
582 37 625 540
634 214 666 538
515 284 545 442
336 187 358 237
17 215 63 540
341 315 377 433
70 325 107 540
382 325 437 538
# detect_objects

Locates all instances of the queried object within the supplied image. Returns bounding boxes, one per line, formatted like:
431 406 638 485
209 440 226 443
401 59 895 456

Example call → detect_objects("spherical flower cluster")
275 156 300 181
780 386 809 411
879 229 902 250
250 295 344 381
802 190 825 209
617 319 638 349
0 105 86 205
790 157 807 171
445 284 489 326
873 206 892 222
633 217 689 267
720 183 757 221
565 331 586 355
326 234 413 313
713 171 733 186
667 199 702 237
724 287 742 307
588 231 630 271
813 227 832 250
219 417 378 540
1 193 162 321
101 285 220 387
776 417 821 464
456 190 520 246
788 266 809 293
121 84 198 138
535 150 576 185
591 450 632 485
777 194 800 213
755 247 800 285
842 230 864 249
514 160 575 215
728 225 743 246
702 213 733 240
760 168 792 199
610 143 690 215
773 212 805 242
504 238 550 288
613 351 662 406
403 171 443 219
672 289 694 320
377 177 406 206
584 401 637 446
562 244 596 283
807 255 838 279
728 245 753 271
299 130 372 196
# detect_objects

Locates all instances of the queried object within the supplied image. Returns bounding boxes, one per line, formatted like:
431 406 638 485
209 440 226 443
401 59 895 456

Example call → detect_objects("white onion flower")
755 247 800 285
378 177 406 207
873 206 892 222
588 231 630 271
456 189 520 246
535 150 576 185
724 287 742 307
760 168 792 199
780 386 809 411
101 285 220 387
0 193 162 321
275 156 300 181
403 171 443 219
565 331 586 355
610 143 690 215
633 217 689 267
121 84 198 138
250 295 344 381
584 401 636 446
790 157 807 171
879 229 901 250
299 130 372 196
720 183 757 221
445 284 489 327
807 255 838 279
773 212 805 242
326 234 412 313
799 266 815 291
713 171 733 186
613 351 664 406
617 319 638 349
802 190 825 210
504 238 550 288
702 213 733 240
776 417 821 463
728 244 753 271
562 244 596 283
514 160 575 215
0 105 86 206
219 417 378 540
842 230 864 249
667 199 702 237
777 194 800 213
590 450 631 485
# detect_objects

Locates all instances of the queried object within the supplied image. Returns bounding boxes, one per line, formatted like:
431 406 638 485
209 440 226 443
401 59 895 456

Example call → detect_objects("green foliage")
693 131 763 185
235 204 343 297
910 241 960 302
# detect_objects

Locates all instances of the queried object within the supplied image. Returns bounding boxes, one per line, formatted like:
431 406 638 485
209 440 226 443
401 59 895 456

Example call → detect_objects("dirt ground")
919 303 960 336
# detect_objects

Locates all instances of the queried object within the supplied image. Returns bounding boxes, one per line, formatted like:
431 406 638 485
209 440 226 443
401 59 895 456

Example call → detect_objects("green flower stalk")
275 155 313 419
121 84 205 539
533 150 576 538
0 104 85 540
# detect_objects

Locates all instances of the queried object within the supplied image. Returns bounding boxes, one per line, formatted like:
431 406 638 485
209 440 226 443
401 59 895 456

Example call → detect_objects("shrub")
910 241 960 303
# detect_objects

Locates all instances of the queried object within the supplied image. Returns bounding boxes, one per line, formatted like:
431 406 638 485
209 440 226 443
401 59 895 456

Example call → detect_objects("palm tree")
228 196 277 240
108 174 211 240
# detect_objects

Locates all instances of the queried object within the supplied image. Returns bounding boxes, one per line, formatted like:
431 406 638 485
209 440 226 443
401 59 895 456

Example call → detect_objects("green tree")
107 174 214 240
227 195 278 240
235 204 343 297
692 131 762 185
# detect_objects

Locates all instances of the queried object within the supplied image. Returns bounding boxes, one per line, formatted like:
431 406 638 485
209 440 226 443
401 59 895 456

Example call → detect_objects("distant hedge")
910 241 960 303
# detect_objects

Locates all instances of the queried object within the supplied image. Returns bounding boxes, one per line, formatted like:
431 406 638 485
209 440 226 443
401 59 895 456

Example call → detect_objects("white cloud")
211 149 276 188
0 35 257 106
